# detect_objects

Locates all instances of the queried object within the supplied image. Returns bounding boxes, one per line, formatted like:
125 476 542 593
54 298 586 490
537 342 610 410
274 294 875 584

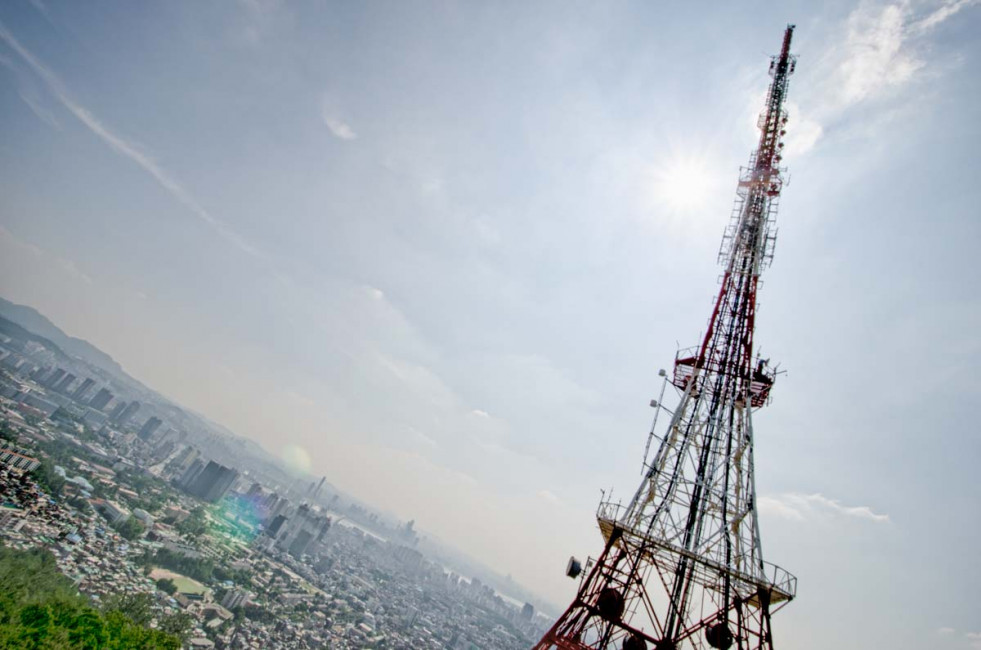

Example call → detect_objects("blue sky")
1 1 979 648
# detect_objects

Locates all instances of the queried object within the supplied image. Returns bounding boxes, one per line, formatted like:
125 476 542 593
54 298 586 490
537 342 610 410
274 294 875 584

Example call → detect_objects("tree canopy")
0 546 180 649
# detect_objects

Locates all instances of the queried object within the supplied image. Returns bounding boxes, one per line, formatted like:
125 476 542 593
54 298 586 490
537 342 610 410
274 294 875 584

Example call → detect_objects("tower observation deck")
533 25 798 650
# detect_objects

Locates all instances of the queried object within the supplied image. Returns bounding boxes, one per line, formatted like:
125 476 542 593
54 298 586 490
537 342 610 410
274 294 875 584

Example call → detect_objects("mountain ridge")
0 297 126 378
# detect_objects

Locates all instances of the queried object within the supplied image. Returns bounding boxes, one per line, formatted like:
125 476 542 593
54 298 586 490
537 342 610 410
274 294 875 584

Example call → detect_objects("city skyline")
1 2 979 649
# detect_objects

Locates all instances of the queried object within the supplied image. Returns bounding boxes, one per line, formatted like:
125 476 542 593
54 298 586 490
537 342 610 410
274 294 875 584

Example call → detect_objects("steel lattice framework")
533 26 798 650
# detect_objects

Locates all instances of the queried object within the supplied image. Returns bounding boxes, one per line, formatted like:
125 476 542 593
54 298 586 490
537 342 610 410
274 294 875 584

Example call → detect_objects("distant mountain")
0 314 72 362
0 297 126 378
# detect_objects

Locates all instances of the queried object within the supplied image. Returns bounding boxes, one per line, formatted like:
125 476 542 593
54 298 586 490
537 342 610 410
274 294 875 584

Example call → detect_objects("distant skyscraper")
313 476 326 499
44 368 66 388
53 372 76 394
0 353 21 369
521 603 535 621
266 514 288 537
151 440 176 463
276 503 331 558
288 530 314 558
138 416 163 441
88 388 113 411
183 460 238 503
108 400 128 422
114 400 141 426
71 378 96 402
170 446 199 473
178 458 205 489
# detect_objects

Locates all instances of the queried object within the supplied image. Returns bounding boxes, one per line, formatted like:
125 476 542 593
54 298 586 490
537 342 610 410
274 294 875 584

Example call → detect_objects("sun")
651 157 716 213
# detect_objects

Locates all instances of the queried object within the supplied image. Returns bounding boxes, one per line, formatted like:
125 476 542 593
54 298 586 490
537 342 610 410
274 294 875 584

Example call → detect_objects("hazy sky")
1 1 979 648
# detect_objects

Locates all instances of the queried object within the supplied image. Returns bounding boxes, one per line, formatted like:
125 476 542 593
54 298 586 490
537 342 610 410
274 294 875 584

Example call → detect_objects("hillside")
0 297 126 378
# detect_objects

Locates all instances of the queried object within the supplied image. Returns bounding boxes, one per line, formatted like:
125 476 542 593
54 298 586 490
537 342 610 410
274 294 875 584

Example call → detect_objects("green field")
150 567 209 596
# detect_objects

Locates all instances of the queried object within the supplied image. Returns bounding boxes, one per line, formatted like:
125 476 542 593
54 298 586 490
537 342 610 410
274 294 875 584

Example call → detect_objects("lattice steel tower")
534 26 798 650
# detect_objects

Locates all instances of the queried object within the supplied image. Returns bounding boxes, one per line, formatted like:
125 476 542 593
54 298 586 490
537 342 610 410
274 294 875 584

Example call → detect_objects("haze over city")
1 1 979 649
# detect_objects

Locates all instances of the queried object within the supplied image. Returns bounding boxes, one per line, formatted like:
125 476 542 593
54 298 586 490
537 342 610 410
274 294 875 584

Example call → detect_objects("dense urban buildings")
0 301 552 649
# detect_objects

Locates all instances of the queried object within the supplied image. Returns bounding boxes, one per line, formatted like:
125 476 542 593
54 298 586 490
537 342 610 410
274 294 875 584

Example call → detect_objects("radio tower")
533 26 798 650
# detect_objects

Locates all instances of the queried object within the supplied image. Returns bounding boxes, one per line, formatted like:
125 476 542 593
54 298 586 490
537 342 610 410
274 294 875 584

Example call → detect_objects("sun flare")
651 157 716 213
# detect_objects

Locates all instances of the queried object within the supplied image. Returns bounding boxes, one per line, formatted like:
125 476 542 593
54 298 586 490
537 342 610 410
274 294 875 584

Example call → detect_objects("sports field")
149 567 208 596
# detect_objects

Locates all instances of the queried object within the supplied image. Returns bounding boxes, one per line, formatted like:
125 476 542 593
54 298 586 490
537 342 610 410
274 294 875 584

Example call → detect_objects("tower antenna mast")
533 25 798 650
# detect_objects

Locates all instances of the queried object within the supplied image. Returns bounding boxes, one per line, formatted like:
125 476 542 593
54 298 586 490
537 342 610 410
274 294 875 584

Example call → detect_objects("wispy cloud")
968 631 981 650
322 113 357 141
788 0 977 156
0 225 92 285
237 0 285 45
937 627 955 635
0 19 264 261
758 492 890 523
832 0 977 108
915 0 979 32
834 3 924 107
471 409 490 418
58 258 93 285
537 489 561 504
27 0 53 23
18 91 60 129
407 426 438 449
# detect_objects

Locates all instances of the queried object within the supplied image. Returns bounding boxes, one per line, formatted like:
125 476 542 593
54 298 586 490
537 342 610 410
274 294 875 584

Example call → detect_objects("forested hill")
0 545 181 649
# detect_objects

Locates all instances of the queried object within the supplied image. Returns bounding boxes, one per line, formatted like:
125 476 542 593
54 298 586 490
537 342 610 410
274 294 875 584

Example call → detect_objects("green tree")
101 592 154 626
29 460 64 498
155 578 177 595
157 612 193 641
176 506 208 537
113 516 145 541
0 419 16 443
0 547 180 649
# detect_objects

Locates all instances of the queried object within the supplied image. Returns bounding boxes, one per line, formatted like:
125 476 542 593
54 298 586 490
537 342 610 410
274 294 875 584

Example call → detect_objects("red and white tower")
534 26 798 650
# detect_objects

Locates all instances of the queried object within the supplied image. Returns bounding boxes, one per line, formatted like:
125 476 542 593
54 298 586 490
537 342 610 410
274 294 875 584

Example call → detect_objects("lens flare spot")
282 444 312 474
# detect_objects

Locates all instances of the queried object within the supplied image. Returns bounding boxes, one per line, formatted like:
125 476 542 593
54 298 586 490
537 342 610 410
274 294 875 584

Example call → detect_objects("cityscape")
1 2 979 650
0 302 550 648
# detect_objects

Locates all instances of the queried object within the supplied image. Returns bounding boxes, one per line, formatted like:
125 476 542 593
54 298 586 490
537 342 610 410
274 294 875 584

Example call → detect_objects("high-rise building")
170 446 199 473
71 377 96 402
287 530 315 558
115 401 141 426
108 401 128 422
88 388 114 411
177 459 205 490
521 603 535 622
0 353 21 369
183 460 237 503
151 440 176 463
138 416 163 441
265 514 288 537
44 368 66 388
53 372 76 394
276 503 331 558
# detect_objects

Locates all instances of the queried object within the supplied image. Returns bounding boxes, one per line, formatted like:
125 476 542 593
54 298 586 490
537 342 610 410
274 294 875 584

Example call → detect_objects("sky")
0 0 979 647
